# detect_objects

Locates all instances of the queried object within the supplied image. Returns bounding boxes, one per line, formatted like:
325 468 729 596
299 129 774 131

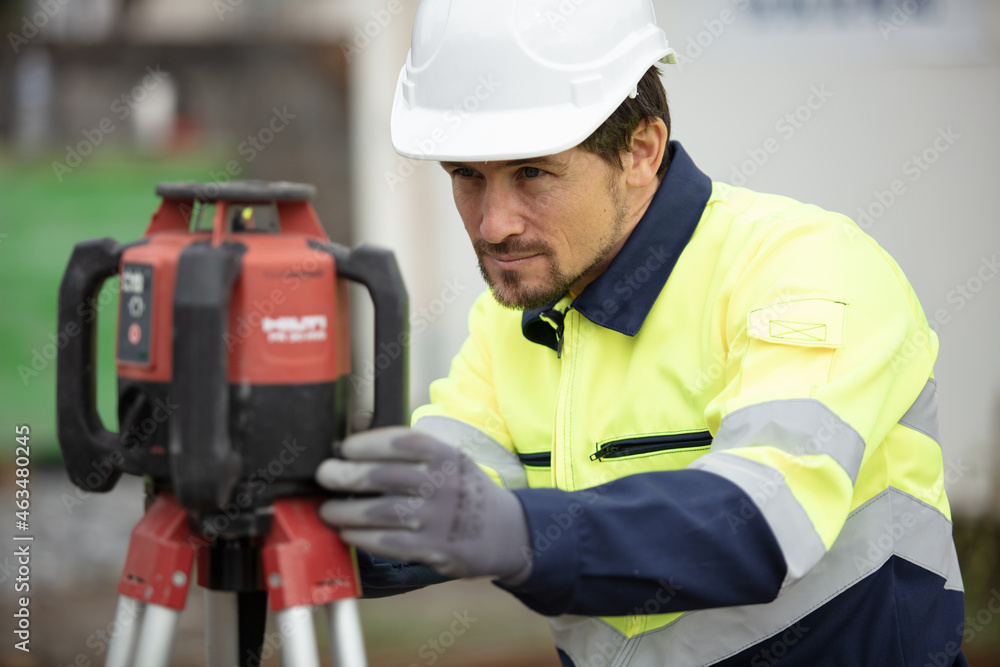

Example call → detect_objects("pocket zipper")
518 452 552 467
590 431 713 461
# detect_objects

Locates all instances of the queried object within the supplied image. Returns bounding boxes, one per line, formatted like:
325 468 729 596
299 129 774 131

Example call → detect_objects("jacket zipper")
552 309 578 489
539 307 567 358
590 431 713 461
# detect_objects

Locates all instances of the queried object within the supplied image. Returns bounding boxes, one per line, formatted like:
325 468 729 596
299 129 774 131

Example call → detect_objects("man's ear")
625 118 668 188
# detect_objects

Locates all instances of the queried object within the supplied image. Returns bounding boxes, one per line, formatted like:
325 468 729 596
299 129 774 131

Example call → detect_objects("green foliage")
0 155 213 461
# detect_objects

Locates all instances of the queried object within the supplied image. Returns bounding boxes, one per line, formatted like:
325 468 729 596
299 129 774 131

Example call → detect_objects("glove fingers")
319 497 420 530
316 460 432 494
337 427 412 461
340 427 457 462
342 530 454 574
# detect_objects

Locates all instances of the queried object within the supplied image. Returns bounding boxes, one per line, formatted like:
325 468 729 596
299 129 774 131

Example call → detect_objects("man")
316 1 968 665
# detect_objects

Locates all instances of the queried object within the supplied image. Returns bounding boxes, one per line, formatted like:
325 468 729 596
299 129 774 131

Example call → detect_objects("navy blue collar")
522 141 712 350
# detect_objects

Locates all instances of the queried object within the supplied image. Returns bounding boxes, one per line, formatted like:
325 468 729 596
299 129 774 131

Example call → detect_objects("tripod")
104 494 366 667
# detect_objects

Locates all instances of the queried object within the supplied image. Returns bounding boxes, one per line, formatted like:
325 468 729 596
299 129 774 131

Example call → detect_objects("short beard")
476 176 629 311
476 247 573 310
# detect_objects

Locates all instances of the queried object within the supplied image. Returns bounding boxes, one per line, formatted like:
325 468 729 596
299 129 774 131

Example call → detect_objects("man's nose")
479 182 525 244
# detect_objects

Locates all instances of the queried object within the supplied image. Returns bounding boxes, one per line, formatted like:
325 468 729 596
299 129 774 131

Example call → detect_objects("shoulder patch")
748 298 846 348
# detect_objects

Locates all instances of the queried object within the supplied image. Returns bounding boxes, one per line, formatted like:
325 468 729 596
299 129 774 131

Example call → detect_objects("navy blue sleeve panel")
711 557 967 667
557 649 576 667
498 469 787 617
355 550 453 599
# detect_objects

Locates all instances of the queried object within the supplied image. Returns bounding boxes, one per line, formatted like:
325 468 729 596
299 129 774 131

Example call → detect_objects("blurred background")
0 0 998 664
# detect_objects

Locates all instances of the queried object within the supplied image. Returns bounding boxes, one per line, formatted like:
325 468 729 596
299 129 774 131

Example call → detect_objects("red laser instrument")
57 181 408 667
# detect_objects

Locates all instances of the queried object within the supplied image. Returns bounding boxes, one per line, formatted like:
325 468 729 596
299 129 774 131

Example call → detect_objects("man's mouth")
485 253 541 269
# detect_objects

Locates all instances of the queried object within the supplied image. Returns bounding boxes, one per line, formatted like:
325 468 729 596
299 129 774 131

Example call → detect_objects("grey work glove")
316 427 533 585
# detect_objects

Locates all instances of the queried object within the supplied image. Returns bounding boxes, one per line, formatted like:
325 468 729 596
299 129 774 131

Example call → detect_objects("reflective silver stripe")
412 416 528 489
899 378 940 444
690 452 826 588
711 399 866 483
549 616 631 667
549 488 962 667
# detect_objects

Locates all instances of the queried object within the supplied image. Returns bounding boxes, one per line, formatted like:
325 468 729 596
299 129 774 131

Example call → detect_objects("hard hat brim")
389 56 672 162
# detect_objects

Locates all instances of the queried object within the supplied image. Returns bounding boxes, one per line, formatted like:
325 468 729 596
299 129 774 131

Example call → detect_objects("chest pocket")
589 431 713 477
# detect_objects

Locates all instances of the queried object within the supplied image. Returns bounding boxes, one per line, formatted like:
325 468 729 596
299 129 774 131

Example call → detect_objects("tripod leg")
104 597 146 667
277 605 321 667
326 598 368 667
112 495 194 667
262 499 367 666
132 603 181 667
238 591 268 667
205 591 239 667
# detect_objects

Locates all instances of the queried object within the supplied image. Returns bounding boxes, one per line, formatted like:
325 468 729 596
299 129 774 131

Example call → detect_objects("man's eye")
522 167 543 178
454 167 477 178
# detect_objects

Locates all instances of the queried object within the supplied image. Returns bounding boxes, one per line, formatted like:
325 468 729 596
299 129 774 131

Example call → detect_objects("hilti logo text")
262 315 327 343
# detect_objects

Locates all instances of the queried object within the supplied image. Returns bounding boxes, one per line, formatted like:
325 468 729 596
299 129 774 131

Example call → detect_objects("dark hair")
579 65 672 176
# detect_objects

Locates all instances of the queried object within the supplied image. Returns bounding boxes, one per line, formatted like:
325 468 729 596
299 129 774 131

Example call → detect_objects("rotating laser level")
56 180 408 667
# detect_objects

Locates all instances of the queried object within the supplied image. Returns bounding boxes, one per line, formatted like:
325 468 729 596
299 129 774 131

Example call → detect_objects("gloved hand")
315 427 533 585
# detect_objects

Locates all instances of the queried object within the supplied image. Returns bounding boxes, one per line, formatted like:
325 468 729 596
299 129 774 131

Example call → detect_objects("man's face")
442 147 630 310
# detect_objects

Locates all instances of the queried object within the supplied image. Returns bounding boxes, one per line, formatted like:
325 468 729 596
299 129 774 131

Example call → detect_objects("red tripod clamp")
117 494 195 611
262 498 361 611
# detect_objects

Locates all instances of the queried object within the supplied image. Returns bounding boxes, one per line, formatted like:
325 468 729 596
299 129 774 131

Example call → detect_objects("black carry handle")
169 242 246 510
56 238 126 492
312 242 410 428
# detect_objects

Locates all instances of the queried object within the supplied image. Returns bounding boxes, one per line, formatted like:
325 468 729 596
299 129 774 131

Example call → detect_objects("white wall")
344 0 487 425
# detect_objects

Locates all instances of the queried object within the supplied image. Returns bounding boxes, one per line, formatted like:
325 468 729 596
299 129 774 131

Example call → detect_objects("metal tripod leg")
104 597 146 667
278 605 322 667
106 494 195 667
132 604 181 667
262 498 368 667
327 598 368 667
274 599 368 667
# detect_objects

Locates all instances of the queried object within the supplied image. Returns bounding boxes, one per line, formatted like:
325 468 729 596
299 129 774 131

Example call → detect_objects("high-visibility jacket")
411 142 967 667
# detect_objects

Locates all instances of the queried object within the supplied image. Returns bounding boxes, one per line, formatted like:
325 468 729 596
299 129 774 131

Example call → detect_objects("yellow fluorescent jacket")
411 143 964 667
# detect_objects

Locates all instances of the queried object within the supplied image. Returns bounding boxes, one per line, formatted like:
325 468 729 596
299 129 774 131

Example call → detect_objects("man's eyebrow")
439 156 568 171
504 156 567 169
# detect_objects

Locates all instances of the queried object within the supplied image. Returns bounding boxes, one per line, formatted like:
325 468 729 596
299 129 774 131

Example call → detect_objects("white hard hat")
390 0 676 162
